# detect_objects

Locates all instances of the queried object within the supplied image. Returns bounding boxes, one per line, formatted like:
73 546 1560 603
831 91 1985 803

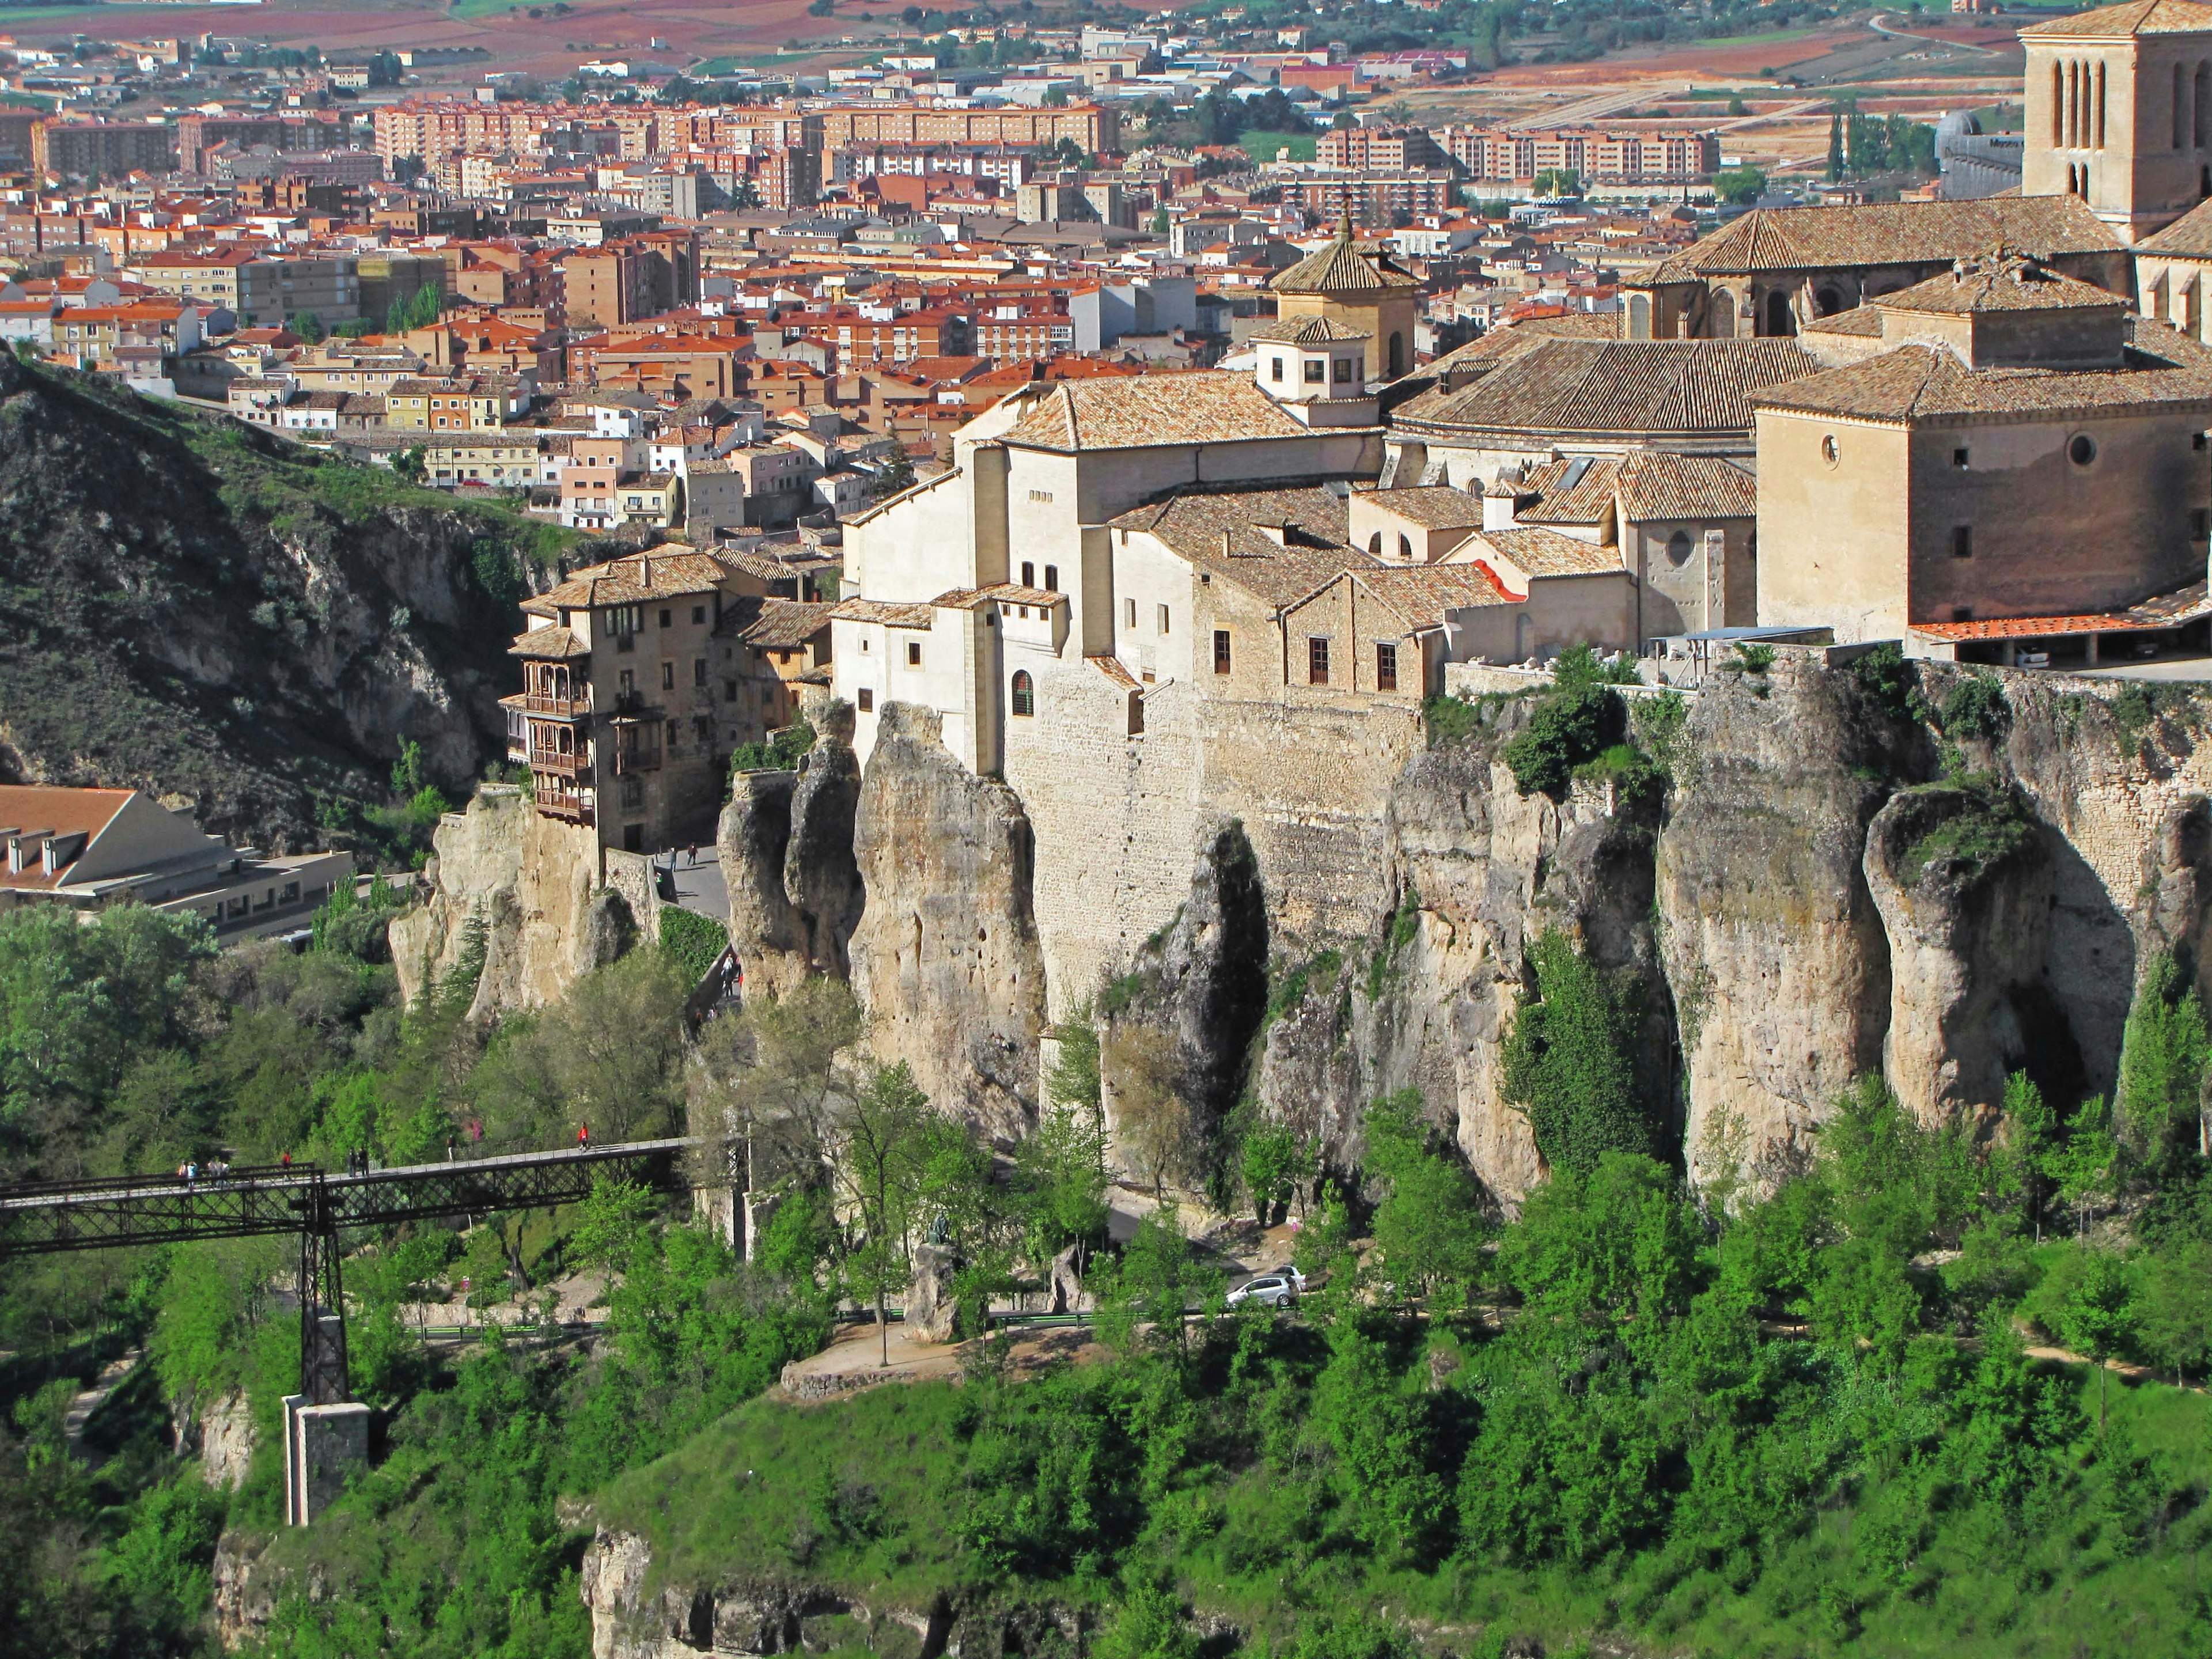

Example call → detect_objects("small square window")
1124 597 1137 628
1308 636 1330 686
1214 630 1232 674
1376 642 1398 692
2197 432 2209 451
1270 355 1284 382
659 608 672 627
1952 448 1969 468
1156 603 1170 634
694 658 707 686
857 688 874 712
1303 359 1325 384
1044 565 1058 591
906 641 922 666
2195 509 2210 540
1952 525 1973 560
661 661 675 690
724 679 738 702
692 605 706 624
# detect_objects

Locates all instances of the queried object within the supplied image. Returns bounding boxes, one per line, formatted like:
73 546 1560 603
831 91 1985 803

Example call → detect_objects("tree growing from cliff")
691 975 863 1191
1500 931 1652 1177
1240 1119 1312 1225
1106 1023 1191 1202
2118 952 2211 1176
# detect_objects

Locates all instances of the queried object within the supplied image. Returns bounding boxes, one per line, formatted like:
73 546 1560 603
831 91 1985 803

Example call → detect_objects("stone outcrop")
905 1243 959 1344
184 1389 253 1491
1654 656 1904 1188
718 704 864 999
1863 779 2054 1121
849 703 1048 1140
389 786 627 1016
211 1530 278 1650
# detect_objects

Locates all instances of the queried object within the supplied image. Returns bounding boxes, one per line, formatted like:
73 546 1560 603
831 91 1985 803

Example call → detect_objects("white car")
1225 1268 1306 1309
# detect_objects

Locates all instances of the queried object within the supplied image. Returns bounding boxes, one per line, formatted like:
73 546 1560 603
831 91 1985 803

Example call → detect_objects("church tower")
1267 210 1421 383
2022 0 2212 244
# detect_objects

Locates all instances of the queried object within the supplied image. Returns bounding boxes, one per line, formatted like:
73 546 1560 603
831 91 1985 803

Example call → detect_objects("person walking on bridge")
578 1123 590 1150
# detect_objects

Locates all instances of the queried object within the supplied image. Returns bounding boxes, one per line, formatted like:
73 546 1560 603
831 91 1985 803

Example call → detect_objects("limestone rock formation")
849 703 1047 1139
389 787 623 1016
1863 779 2054 1121
906 1243 959 1343
211 1531 277 1650
1655 656 1904 1189
718 704 864 998
195 1391 254 1491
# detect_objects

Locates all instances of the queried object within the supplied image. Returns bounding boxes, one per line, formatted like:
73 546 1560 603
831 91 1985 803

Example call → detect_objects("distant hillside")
0 355 591 853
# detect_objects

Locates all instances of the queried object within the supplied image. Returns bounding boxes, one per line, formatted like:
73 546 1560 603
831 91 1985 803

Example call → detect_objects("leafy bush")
1895 775 2039 887
1501 683 1619 798
1850 640 1931 726
1500 931 1655 1175
730 715 816 775
1940 672 2010 741
1422 691 1483 747
658 904 730 987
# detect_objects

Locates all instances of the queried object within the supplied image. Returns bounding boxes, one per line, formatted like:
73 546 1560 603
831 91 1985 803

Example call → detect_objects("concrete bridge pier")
282 1393 370 1525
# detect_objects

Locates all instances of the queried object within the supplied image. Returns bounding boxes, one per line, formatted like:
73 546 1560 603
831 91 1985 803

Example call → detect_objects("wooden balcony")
611 741 661 775
522 691 591 718
533 785 594 824
528 749 591 780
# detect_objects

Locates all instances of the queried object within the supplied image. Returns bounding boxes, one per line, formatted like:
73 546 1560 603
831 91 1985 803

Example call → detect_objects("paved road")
659 846 729 921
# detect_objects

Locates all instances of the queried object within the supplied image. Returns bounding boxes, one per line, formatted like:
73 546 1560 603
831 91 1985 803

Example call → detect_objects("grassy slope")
597 1360 2212 1658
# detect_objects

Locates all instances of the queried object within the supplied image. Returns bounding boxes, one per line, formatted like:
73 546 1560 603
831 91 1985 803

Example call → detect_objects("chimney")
1482 476 1521 533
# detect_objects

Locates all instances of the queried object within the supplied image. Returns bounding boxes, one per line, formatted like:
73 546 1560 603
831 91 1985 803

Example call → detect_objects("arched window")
2195 62 2208 146
1666 529 1693 567
1816 287 1844 317
2097 60 2108 147
1398 532 1414 560
1010 670 1035 718
2053 62 2065 145
2179 62 2189 150
1369 531 1384 555
1388 331 1406 377
1764 291 1796 336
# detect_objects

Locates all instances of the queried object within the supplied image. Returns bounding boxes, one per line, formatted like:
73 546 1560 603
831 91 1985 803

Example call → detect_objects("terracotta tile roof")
1354 563 1520 624
1751 341 2212 422
536 547 733 608
1641 197 2123 284
1802 306 1887 339
932 583 1069 609
999 371 1315 451
2019 0 2212 35
1518 456 1622 525
1365 484 1486 529
740 599 837 650
1616 452 1759 522
1394 339 1817 440
832 597 934 628
1109 484 1372 607
1090 654 1141 690
1420 311 1619 380
1270 226 1421 296
1876 254 2125 315
1910 580 2212 639
1480 525 1625 578
1248 313 1371 344
2136 194 2212 257
508 624 590 659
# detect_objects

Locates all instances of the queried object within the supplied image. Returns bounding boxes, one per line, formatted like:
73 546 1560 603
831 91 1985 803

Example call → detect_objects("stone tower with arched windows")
2022 0 2212 244
1266 210 1421 384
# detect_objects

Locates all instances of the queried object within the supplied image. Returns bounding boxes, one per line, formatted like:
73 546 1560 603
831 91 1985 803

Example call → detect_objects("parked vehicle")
1225 1267 1306 1309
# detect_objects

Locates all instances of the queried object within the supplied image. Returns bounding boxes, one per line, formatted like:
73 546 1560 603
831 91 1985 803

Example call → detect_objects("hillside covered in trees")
2 881 2211 1658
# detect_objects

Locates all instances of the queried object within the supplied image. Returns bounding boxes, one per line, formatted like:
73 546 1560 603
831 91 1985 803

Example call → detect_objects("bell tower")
2021 0 2212 244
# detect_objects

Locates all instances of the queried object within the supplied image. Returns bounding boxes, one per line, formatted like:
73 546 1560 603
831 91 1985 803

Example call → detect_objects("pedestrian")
281 1152 291 1168
578 1122 590 1150
687 842 698 866
184 1161 196 1184
446 1138 455 1162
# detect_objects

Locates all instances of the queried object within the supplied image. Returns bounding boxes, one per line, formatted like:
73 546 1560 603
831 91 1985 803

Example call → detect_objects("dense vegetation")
5 861 2212 1657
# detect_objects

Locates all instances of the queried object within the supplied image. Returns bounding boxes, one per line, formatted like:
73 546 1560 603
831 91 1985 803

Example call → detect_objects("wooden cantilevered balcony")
528 748 592 781
521 690 592 719
533 783 594 824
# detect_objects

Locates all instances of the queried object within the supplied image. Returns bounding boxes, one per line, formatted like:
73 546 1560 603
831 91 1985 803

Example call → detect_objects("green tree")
1362 1089 1486 1305
1714 165 1767 204
2118 952 2210 1173
1106 1022 1190 1201
2036 1246 2134 1429
2047 1091 2119 1238
1239 1119 1309 1224
2136 1237 2212 1385
835 1061 932 1365
1500 931 1652 1175
1096 1202 1218 1363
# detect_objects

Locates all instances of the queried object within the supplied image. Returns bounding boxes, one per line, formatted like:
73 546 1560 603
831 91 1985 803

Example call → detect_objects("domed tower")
1267 209 1422 382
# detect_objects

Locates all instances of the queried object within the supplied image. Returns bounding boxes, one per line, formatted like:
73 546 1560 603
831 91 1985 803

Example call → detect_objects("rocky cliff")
0 355 587 848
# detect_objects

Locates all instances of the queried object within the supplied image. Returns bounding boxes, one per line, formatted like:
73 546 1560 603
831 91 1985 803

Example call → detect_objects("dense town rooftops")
931 583 1070 609
999 370 1317 450
2133 194 2212 256
529 547 733 611
738 599 838 650
1480 525 1627 578
832 597 934 628
1355 563 1519 622
1639 197 2122 283
1392 339 1820 440
1615 452 1760 520
2018 0 2212 35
